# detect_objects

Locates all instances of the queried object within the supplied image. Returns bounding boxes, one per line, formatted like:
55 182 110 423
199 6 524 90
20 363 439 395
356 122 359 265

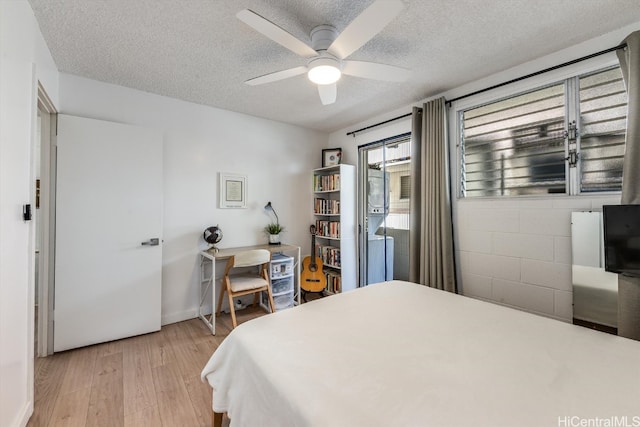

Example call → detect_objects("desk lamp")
264 201 279 225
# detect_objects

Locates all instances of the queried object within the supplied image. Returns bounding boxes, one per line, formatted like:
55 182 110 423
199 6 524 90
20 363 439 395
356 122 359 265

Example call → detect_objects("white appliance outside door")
54 114 162 352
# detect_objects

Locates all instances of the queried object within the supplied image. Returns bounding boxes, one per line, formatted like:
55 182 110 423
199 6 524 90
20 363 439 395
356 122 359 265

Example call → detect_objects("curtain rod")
346 43 626 137
357 131 412 149
446 43 627 105
346 112 412 137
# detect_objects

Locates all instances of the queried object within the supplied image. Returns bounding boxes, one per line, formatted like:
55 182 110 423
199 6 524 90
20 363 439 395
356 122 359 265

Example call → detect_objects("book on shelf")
314 198 340 215
324 270 342 294
315 220 340 238
313 173 341 192
315 243 341 268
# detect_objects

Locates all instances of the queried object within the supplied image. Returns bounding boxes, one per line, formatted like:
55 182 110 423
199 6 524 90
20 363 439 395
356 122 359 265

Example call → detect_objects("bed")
201 280 640 427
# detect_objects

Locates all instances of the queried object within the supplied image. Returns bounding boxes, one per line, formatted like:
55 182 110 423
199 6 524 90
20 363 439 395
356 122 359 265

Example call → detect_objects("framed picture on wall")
322 148 342 167
219 173 247 208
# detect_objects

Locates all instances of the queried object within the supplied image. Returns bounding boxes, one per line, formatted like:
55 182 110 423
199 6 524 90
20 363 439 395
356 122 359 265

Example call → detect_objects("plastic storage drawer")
274 291 294 310
272 278 293 294
271 254 294 278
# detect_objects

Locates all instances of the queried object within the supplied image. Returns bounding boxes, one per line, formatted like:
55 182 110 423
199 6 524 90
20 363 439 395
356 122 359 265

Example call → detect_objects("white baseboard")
161 308 198 326
16 400 33 427
161 296 256 326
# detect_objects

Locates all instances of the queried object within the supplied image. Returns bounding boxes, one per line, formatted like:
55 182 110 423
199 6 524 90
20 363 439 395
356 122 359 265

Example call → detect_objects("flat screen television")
603 204 640 277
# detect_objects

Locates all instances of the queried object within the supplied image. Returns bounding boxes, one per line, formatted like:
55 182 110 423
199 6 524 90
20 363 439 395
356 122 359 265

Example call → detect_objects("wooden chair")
216 249 276 328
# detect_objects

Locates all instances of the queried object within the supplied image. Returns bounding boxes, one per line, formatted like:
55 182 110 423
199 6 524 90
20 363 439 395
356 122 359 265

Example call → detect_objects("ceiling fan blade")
327 0 404 59
317 83 337 105
237 9 317 58
245 66 308 86
342 60 410 82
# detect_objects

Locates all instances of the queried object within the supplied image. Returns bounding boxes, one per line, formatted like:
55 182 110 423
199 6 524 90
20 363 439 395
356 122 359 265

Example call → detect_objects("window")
579 68 627 192
400 175 411 199
460 67 627 198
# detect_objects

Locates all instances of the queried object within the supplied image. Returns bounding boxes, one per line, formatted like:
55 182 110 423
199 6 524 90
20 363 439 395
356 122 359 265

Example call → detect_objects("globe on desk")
203 225 223 252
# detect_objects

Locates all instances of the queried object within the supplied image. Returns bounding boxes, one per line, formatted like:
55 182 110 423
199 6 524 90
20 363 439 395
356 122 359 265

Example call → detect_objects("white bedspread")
201 280 640 427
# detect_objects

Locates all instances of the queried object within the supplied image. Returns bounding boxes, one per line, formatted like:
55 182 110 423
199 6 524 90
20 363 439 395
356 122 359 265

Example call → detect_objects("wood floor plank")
29 313 267 427
48 387 91 427
28 352 71 427
215 305 266 335
122 334 157 416
170 322 211 380
95 340 123 358
59 345 97 394
151 362 200 426
86 353 124 427
184 374 215 427
184 318 224 351
123 404 162 427
34 354 46 380
184 321 220 372
147 325 177 368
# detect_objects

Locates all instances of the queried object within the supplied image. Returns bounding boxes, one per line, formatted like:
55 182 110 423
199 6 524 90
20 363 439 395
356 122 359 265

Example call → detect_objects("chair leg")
227 291 238 328
261 265 276 312
216 281 226 317
266 285 276 313
212 410 223 427
252 292 259 307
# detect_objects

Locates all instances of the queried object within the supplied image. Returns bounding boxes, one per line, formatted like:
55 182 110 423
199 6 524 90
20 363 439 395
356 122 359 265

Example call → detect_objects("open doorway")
35 83 57 357
358 133 411 286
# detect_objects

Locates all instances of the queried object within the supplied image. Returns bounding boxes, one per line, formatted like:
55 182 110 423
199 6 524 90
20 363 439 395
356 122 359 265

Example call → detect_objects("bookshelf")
312 164 356 294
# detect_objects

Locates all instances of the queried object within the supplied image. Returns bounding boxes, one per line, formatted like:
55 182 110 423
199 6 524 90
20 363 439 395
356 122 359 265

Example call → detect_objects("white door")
54 115 162 352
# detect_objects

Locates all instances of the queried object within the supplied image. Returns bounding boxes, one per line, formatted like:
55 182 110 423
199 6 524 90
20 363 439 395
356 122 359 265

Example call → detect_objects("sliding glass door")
358 133 411 286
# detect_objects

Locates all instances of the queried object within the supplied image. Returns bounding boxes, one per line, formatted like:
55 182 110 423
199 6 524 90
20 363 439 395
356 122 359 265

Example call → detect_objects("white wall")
328 107 412 164
328 21 640 322
59 74 327 324
0 1 59 426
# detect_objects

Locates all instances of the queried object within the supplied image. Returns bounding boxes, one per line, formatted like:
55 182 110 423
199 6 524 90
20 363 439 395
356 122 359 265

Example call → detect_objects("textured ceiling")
28 0 640 133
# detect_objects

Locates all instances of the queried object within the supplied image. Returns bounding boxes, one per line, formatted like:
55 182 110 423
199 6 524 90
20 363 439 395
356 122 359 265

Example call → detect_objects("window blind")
462 83 566 197
400 175 410 199
579 67 628 192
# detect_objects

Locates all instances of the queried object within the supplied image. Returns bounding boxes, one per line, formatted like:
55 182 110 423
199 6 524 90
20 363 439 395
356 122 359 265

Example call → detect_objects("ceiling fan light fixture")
307 57 341 85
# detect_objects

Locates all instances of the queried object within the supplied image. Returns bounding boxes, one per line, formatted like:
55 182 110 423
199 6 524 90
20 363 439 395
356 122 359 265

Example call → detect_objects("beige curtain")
409 98 456 292
616 31 640 340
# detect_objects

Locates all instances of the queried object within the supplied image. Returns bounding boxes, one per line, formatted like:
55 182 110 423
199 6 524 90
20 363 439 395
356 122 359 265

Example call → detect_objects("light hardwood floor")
28 307 266 427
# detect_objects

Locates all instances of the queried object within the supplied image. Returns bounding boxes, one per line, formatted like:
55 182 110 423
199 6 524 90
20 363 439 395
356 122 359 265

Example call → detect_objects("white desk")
198 243 301 335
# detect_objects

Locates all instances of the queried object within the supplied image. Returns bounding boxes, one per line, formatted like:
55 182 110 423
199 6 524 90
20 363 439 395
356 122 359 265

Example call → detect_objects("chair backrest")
231 249 271 268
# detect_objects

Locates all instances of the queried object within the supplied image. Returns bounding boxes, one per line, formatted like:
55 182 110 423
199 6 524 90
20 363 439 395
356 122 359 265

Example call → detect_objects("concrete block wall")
455 195 620 322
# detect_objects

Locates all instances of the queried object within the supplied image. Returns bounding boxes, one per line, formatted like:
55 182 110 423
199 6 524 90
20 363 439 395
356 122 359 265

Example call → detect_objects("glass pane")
370 140 411 230
400 175 410 199
579 67 627 192
360 136 411 286
462 83 566 197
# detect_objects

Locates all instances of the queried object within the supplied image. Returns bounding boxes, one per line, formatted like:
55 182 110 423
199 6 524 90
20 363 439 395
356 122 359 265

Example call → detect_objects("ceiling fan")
237 0 410 105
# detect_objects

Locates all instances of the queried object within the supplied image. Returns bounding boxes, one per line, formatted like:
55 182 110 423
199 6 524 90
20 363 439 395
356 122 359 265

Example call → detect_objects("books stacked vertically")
313 173 341 192
315 244 341 268
314 198 340 214
324 270 341 294
315 220 340 238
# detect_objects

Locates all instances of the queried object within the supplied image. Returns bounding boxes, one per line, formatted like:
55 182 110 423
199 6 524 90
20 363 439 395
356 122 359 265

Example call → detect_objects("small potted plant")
264 223 284 245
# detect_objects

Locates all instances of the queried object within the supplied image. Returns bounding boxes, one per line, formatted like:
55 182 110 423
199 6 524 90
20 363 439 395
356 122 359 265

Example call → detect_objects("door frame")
36 82 57 357
358 139 392 286
358 151 368 286
357 133 411 286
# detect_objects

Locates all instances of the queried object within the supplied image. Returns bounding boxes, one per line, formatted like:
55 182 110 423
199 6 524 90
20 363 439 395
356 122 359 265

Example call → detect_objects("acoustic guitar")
301 224 327 294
